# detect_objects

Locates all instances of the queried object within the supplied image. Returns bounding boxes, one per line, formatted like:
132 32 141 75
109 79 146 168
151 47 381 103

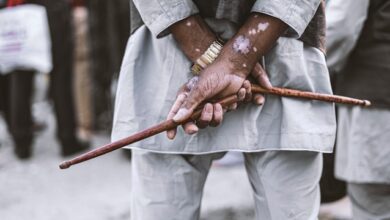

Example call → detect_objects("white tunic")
111 23 336 154
326 0 390 183
335 106 390 183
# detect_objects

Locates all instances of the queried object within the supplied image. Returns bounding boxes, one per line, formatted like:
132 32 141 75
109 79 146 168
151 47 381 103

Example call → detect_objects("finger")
237 88 246 101
166 94 187 139
252 64 272 89
167 129 177 140
253 94 265 105
245 91 253 103
173 85 207 123
210 103 223 127
243 80 251 93
167 93 187 120
197 103 213 129
183 121 199 134
243 80 252 102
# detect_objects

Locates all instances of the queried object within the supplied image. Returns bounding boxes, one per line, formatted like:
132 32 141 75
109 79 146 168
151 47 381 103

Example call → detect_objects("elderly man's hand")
166 60 245 139
166 61 271 139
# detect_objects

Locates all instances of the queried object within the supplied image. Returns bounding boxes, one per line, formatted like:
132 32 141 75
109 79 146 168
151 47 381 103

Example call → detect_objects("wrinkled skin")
166 61 271 139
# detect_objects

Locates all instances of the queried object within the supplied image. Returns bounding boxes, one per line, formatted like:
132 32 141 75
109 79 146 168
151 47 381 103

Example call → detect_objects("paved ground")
0 101 255 220
0 76 350 220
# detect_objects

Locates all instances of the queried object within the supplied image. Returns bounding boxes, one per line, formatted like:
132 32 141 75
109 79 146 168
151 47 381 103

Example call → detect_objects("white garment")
335 106 390 183
111 25 336 154
326 0 390 184
131 149 322 220
348 183 390 220
325 0 369 73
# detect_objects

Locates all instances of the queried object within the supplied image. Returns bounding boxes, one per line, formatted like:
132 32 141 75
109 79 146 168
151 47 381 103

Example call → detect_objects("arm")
170 13 288 123
165 14 287 138
168 2 326 136
169 15 216 62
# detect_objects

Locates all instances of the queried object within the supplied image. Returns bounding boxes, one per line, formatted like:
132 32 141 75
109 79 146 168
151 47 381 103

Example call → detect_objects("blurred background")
0 1 259 219
1 0 388 219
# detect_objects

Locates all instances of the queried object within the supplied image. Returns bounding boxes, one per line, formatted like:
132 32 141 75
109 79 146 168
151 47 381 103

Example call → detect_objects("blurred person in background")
1 0 89 158
318 1 349 219
0 0 36 159
26 0 90 156
86 0 129 132
325 0 390 219
71 0 93 142
0 69 34 159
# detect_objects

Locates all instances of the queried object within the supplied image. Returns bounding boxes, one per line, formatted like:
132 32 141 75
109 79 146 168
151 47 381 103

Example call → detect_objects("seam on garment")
253 0 306 38
257 9 298 37
157 0 185 21
153 1 198 38
286 0 297 33
114 124 334 136
113 129 335 152
125 146 333 155
253 154 272 218
157 0 170 20
146 1 182 26
145 9 164 26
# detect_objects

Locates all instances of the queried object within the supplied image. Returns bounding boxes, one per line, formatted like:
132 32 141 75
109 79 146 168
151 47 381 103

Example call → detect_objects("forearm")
218 13 288 78
169 15 216 62
169 13 287 79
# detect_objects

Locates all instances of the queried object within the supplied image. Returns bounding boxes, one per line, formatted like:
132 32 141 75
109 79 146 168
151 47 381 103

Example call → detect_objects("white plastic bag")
0 4 52 74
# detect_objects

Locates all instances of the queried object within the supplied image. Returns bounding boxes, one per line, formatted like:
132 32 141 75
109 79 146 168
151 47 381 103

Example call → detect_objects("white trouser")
130 150 322 220
348 183 390 220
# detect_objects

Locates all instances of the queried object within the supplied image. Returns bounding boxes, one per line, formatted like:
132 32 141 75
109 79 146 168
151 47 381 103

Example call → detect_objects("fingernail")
173 108 189 122
215 104 222 112
187 125 198 134
255 96 265 105
167 131 175 139
205 103 213 113
262 79 273 89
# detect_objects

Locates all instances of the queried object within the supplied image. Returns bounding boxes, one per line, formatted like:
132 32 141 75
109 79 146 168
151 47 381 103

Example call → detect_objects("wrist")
219 46 255 78
191 38 224 75
170 15 217 62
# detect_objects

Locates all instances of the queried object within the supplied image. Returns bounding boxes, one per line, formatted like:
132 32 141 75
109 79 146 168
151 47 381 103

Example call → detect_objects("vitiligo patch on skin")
186 76 199 91
248 28 256 35
242 63 247 68
253 47 258 52
186 21 192 26
232 35 251 54
195 48 200 52
257 22 269 32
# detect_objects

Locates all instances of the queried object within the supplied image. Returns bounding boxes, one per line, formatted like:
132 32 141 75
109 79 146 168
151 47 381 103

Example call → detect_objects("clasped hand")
166 59 272 139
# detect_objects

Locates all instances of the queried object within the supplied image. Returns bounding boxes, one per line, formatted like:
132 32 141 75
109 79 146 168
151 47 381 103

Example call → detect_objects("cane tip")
59 161 71 169
363 100 371 107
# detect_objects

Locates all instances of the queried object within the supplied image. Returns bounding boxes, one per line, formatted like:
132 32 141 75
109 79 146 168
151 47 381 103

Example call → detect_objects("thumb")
173 86 206 122
253 63 272 89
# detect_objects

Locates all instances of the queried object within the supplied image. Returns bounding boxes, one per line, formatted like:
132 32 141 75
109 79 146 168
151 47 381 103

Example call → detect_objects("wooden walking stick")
59 84 370 169
251 86 371 106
